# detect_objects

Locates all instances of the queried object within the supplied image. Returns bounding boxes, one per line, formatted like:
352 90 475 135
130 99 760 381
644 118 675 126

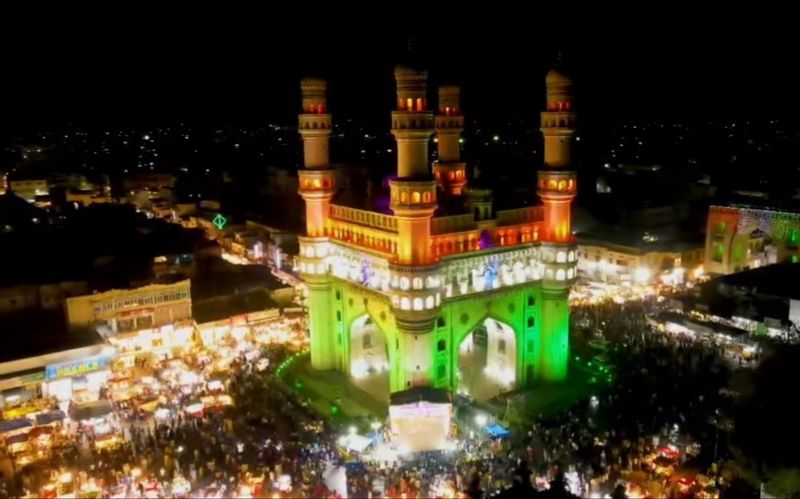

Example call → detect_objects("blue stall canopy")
485 423 511 439
0 417 32 433
35 410 66 426
5 433 28 445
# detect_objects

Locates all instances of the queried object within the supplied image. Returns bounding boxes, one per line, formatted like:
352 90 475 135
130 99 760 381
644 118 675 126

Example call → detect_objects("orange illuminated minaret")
389 66 436 266
433 86 466 196
537 66 577 382
297 78 335 238
538 68 577 243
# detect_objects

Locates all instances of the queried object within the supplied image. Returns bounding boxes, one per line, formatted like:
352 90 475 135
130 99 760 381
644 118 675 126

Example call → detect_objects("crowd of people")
1 294 757 498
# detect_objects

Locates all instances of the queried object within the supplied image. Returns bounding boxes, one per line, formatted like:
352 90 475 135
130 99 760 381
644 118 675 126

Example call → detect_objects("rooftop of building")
712 191 800 214
191 260 287 301
0 203 203 289
0 311 103 364
656 311 750 338
0 192 48 228
192 288 278 324
577 228 705 253
716 262 800 301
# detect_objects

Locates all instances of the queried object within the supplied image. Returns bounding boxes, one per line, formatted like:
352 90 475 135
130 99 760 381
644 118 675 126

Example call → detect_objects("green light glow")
540 291 569 381
713 244 725 263
212 214 228 230
308 281 570 398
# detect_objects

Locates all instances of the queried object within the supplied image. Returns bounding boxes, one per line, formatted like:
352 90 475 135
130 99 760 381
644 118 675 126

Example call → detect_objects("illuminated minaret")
537 67 577 382
297 78 336 370
433 85 466 196
298 78 335 237
538 68 576 242
388 65 441 389
389 66 436 266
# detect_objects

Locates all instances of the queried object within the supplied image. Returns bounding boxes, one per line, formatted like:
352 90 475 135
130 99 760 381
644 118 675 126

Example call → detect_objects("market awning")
35 410 66 426
29 426 53 438
5 433 28 445
70 400 113 421
0 417 32 433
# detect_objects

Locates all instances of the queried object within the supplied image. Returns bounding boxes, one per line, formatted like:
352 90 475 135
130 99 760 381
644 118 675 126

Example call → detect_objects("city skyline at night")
1 10 800 499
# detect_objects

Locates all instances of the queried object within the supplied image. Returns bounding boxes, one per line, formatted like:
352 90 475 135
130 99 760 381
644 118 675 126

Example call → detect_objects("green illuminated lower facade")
303 272 572 398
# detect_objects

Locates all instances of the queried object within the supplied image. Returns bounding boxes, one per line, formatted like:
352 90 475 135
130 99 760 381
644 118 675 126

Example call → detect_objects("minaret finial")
555 49 565 68
399 32 426 68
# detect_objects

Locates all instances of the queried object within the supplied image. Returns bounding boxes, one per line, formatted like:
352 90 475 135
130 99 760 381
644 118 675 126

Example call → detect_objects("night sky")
2 10 796 130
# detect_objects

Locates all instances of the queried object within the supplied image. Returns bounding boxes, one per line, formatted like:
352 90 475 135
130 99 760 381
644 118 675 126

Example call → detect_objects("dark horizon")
2 11 798 131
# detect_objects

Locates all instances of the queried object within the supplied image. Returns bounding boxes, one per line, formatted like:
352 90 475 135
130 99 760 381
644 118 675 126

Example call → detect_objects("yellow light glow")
633 267 651 284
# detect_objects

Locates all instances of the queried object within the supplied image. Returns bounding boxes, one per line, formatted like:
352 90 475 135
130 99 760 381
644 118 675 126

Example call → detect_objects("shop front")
109 322 196 368
43 355 112 409
0 370 46 418
198 316 249 348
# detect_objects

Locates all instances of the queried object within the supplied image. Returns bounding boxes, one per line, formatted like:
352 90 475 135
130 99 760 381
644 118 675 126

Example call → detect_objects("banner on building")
46 356 107 380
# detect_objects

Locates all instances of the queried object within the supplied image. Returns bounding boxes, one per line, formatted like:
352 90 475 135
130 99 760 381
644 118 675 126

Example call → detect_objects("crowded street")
0 290 770 498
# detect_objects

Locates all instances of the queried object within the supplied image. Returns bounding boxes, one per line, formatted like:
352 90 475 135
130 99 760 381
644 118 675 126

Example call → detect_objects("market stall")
137 395 161 413
28 425 55 447
484 423 511 440
154 403 173 423
108 376 132 402
337 432 373 462
70 400 113 422
93 428 122 450
35 409 66 427
5 432 29 454
0 416 33 436
184 399 204 417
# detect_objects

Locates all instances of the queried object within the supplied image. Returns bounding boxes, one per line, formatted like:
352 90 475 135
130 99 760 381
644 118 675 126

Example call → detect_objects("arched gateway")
297 64 577 404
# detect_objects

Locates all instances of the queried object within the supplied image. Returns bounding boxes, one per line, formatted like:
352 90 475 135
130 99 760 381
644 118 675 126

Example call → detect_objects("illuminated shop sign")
45 356 107 380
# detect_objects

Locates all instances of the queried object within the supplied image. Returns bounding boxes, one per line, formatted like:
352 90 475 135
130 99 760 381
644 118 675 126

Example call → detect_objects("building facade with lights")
296 66 577 401
577 237 704 285
705 204 800 275
65 280 193 366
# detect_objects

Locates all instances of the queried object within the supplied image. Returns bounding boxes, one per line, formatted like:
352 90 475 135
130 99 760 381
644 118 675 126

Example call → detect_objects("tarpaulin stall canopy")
337 433 373 454
5 432 28 445
485 423 511 439
70 400 113 421
184 399 204 417
5 432 29 454
35 410 66 426
0 417 32 434
27 425 55 451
